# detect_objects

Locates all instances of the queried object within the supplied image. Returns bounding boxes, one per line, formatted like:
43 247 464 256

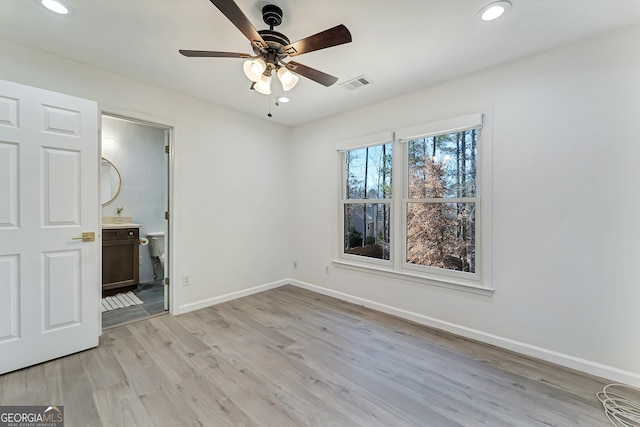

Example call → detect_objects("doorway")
100 113 171 329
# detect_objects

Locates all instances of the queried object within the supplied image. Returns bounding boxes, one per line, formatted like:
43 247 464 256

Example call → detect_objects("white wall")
290 23 640 383
0 38 293 313
101 116 166 283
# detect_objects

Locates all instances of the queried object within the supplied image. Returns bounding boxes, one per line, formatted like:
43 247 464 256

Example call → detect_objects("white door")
0 79 100 374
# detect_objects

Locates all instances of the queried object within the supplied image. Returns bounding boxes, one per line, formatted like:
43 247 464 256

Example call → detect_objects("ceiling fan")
179 0 352 95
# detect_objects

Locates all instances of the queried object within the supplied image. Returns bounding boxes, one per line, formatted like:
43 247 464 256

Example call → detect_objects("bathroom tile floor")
102 280 167 329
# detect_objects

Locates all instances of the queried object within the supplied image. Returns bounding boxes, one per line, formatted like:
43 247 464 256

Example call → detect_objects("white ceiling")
1 0 639 126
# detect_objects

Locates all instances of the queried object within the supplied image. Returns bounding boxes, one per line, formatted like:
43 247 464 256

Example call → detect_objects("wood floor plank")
105 326 174 396
1 364 48 405
219 302 297 348
92 381 154 427
173 374 257 427
42 358 65 407
154 314 212 354
194 323 365 426
126 319 199 385
80 336 128 392
58 352 104 427
198 354 305 427
138 383 205 427
0 284 612 426
238 333 441 427
211 340 378 427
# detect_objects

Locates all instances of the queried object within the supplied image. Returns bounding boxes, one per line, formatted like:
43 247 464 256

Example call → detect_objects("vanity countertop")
101 223 141 229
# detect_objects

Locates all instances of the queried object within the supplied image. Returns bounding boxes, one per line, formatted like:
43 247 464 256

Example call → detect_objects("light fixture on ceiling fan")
179 1 352 96
242 55 299 95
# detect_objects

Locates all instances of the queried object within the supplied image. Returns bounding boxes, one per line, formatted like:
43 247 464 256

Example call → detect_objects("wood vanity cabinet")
102 227 139 295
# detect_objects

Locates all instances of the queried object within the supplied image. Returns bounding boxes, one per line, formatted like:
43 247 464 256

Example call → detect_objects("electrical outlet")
293 261 298 269
325 264 330 274
182 274 191 287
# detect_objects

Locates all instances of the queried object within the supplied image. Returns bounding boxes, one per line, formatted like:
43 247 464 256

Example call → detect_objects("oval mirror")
101 157 121 206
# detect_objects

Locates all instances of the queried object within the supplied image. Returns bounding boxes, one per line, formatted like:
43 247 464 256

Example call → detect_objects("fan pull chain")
267 92 273 118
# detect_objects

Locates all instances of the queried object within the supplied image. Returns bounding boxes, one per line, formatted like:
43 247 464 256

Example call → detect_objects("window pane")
344 203 391 260
406 202 475 272
407 129 478 199
345 144 392 199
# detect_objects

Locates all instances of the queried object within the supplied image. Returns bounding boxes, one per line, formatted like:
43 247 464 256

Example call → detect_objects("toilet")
147 231 165 270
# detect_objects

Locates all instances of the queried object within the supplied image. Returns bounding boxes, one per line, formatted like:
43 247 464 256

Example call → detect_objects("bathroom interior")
100 114 169 329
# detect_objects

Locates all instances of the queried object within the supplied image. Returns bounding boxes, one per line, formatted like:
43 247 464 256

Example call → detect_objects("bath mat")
101 291 144 312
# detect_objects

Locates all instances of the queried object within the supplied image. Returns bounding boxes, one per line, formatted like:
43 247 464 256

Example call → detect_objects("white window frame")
335 112 493 295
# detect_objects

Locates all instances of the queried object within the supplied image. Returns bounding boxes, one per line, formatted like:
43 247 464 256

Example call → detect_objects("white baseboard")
288 279 640 388
176 279 288 314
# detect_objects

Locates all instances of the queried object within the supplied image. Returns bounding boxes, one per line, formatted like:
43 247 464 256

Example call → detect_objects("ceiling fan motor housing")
262 4 283 28
253 29 290 75
254 5 290 74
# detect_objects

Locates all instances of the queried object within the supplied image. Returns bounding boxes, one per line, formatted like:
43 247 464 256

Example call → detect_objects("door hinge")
165 145 169 154
165 211 169 220
164 277 169 286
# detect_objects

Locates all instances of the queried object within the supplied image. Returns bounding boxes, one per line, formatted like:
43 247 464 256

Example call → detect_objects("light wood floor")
0 285 610 426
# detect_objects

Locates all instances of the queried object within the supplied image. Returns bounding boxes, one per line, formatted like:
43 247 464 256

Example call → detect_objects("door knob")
72 232 95 242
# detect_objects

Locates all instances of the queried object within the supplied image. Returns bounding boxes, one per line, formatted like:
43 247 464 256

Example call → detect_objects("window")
343 142 392 261
337 113 491 292
404 128 478 275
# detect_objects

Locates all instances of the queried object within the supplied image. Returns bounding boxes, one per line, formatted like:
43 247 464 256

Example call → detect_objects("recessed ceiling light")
478 1 511 21
41 0 70 15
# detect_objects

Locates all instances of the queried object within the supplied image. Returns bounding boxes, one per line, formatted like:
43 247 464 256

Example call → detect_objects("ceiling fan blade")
283 24 352 57
179 50 251 58
209 0 268 49
286 61 339 87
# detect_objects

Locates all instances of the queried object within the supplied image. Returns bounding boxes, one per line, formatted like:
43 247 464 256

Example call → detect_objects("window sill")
332 259 494 296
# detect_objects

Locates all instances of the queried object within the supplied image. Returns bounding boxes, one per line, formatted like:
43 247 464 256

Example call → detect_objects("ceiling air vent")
340 75 373 91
